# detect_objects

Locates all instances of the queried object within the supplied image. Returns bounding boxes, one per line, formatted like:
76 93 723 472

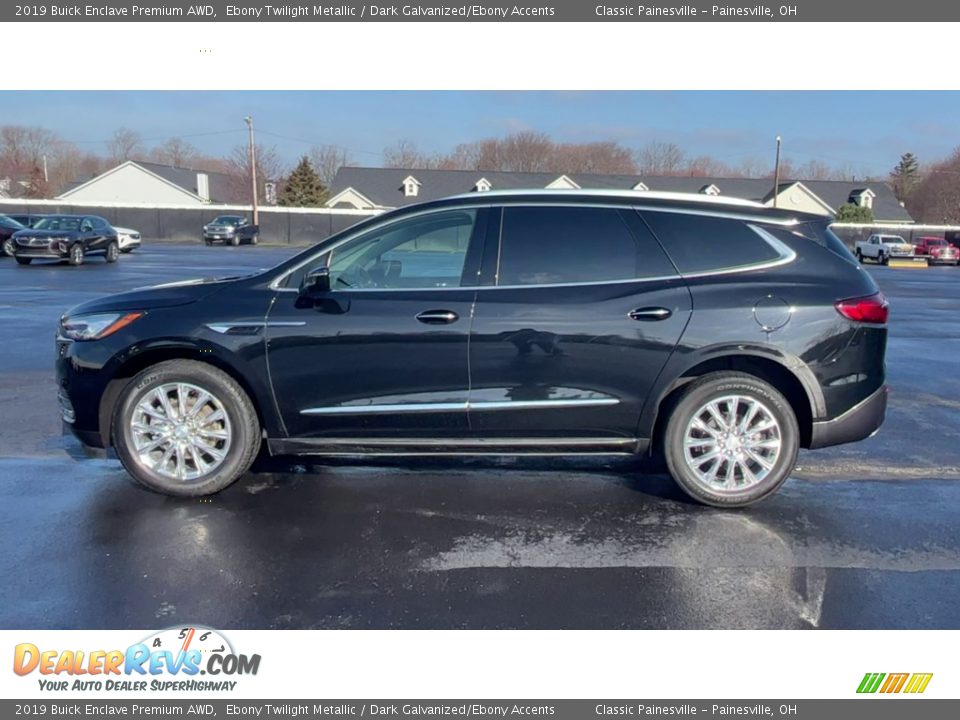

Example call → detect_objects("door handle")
628 307 672 321
416 310 459 324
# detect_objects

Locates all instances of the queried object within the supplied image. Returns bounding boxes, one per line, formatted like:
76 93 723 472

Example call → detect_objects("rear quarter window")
640 212 781 274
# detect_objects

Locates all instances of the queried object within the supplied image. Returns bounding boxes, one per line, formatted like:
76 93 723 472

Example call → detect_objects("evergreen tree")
278 156 327 207
890 152 919 203
835 203 875 223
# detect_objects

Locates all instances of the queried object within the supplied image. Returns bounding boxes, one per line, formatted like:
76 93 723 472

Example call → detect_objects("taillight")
835 292 889 324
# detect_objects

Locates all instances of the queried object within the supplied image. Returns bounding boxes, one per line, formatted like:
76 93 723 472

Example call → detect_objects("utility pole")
244 116 259 226
42 155 49 184
772 136 782 208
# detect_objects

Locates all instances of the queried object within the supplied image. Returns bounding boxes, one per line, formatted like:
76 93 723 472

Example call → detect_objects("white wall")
62 165 201 205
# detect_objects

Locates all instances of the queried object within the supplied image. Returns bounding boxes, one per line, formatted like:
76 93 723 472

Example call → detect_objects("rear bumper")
809 385 888 449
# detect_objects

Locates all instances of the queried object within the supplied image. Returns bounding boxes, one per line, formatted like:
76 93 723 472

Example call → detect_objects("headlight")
59 312 144 341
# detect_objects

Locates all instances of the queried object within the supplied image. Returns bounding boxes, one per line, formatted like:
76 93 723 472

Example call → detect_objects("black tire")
230 235 239 246
68 243 85 266
112 360 261 497
880 253 889 266
2 239 13 257
662 371 799 508
14 256 31 265
250 233 259 245
105 241 119 263
204 239 213 246
855 249 863 263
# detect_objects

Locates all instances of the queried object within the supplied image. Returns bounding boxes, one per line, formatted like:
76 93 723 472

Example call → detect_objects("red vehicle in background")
914 236 959 265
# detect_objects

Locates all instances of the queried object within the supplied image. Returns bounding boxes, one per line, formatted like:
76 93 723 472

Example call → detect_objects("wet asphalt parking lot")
1 244 959 629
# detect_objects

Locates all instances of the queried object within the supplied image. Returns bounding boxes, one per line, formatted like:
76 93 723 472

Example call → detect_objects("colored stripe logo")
857 672 933 694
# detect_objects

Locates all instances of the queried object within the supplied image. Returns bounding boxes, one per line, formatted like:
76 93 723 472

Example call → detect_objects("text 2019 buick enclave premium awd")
55 190 888 507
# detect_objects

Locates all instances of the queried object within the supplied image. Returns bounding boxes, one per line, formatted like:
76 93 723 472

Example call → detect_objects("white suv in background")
114 227 142 253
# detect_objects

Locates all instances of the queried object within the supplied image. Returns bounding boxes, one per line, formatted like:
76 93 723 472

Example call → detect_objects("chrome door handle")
628 307 672 321
416 310 459 324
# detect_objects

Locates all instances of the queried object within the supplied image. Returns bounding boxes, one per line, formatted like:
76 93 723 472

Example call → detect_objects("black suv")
202 215 259 246
56 191 888 507
13 214 120 265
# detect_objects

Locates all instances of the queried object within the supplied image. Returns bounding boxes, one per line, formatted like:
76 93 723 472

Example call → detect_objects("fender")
636 341 826 441
95 336 282 448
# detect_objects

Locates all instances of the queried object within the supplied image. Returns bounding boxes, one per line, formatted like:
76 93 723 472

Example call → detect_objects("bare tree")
548 141 636 175
635 141 685 176
309 145 353 187
384 140 434 169
151 137 200 167
224 143 285 204
796 159 833 181
908 148 960 223
106 128 144 165
684 155 731 177
0 125 59 176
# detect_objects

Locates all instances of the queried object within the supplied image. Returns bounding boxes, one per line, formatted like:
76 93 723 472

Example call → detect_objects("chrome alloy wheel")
682 394 782 493
129 382 232 482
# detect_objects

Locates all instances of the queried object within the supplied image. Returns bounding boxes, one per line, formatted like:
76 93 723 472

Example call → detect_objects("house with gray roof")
57 160 234 205
327 166 913 223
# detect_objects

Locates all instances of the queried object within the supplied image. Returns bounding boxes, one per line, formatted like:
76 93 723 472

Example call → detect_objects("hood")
13 229 77 240
64 276 238 315
114 226 138 234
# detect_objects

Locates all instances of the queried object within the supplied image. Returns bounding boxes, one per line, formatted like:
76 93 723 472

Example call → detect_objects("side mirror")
300 267 331 295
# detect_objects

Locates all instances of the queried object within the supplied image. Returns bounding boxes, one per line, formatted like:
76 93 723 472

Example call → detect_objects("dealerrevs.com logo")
13 626 261 692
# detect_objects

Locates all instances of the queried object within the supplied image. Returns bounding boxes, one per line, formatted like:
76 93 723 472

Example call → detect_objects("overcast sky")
0 90 954 176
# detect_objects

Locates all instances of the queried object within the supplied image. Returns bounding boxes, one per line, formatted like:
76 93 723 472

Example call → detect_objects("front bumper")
809 385 888 449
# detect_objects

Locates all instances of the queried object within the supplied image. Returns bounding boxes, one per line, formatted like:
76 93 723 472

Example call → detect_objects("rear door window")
640 212 781 274
496 205 675 286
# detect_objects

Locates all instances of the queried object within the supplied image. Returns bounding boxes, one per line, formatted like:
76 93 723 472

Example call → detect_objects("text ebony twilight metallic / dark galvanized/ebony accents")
55 190 887 506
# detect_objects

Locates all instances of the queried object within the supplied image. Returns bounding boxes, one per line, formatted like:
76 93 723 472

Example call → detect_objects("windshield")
925 238 946 246
880 236 906 243
0 215 25 230
211 216 242 225
32 216 82 232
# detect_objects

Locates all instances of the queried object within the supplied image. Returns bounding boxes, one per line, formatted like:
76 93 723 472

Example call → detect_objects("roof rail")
446 188 767 208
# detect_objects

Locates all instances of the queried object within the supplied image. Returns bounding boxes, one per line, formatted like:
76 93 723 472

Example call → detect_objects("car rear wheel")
105 241 119 263
662 371 799 508
112 360 261 497
68 243 85 266
14 256 31 265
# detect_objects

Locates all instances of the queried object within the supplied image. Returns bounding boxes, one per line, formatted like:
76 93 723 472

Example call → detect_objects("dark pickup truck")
202 215 259 246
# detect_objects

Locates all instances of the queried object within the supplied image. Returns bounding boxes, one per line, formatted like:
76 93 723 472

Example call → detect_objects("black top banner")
4 0 955 22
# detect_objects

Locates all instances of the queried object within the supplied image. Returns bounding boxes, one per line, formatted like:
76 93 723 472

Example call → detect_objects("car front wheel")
105 241 119 263
2 239 13 257
662 371 799 508
68 243 85 266
230 235 239 246
112 360 261 497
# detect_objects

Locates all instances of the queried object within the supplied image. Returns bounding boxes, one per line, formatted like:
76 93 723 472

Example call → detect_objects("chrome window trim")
268 201 803 294
300 397 621 416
